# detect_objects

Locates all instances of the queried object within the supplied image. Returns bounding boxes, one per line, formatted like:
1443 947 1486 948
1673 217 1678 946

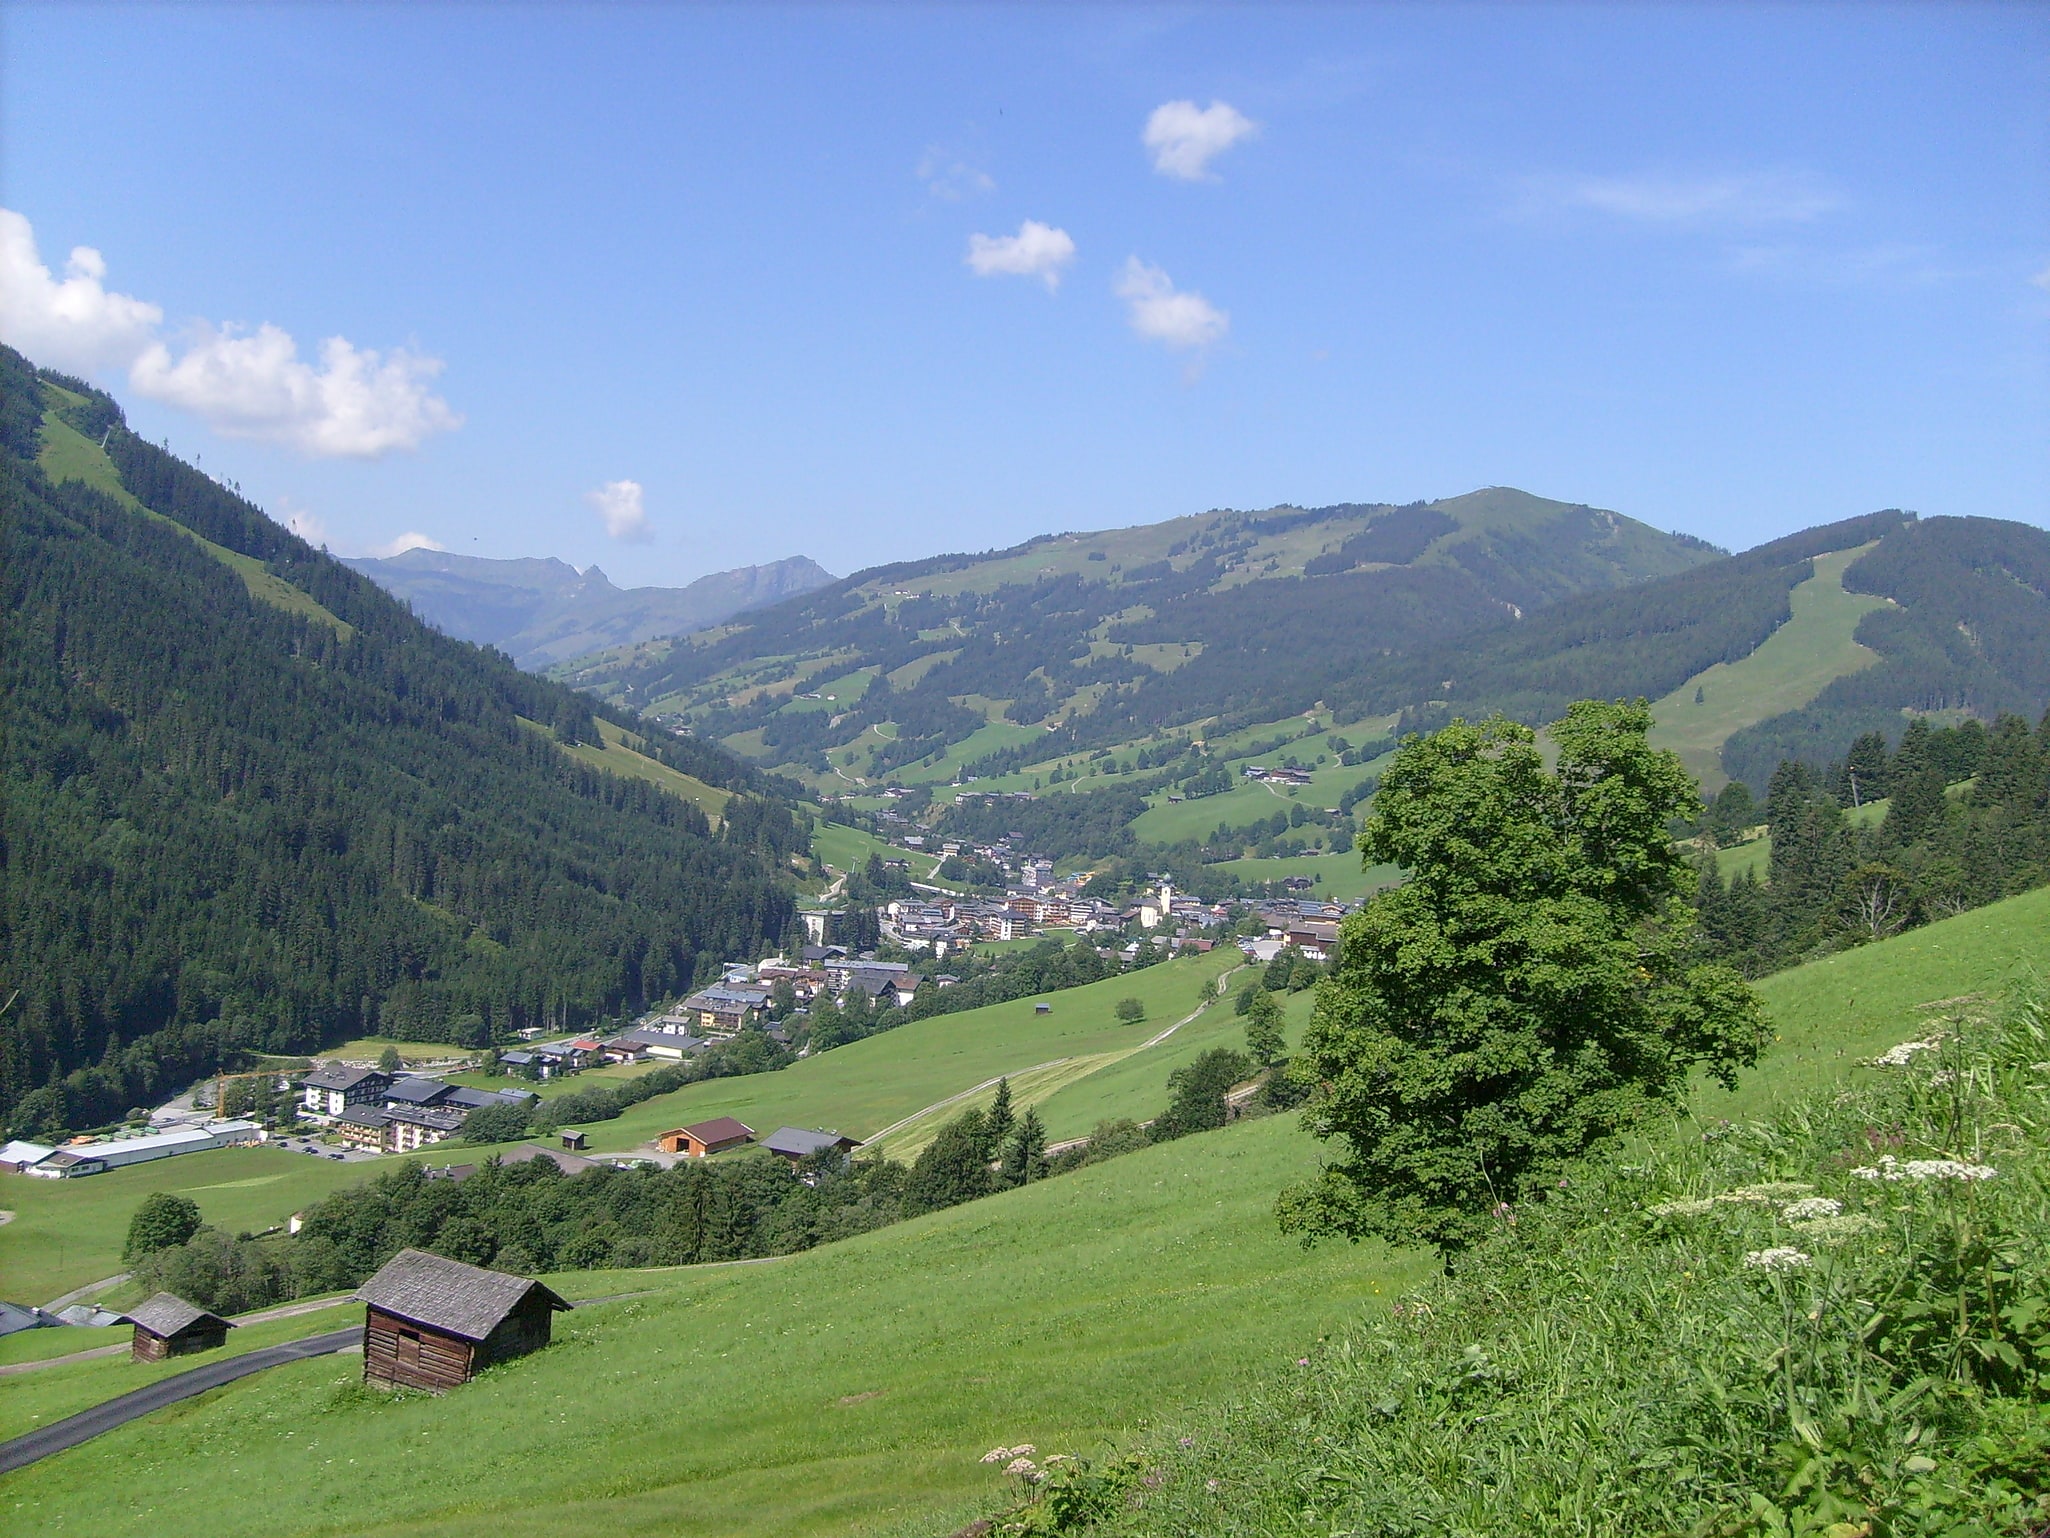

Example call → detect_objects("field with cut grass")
1648 544 1888 791
551 719 733 820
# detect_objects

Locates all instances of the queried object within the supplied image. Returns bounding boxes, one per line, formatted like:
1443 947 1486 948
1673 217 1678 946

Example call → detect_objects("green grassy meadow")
7 889 2049 1535
1211 850 1402 901
1648 545 1887 791
584 949 1239 1153
1 1112 1430 1538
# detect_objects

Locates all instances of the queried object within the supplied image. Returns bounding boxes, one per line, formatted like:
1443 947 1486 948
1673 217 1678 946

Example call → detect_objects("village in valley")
0 840 1345 1186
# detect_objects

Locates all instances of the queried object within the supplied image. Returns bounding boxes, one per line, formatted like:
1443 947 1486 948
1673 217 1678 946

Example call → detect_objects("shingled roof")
355 1249 568 1341
123 1292 234 1339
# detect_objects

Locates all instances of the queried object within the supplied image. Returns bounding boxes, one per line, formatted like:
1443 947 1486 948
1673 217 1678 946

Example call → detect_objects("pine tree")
999 1108 1048 1188
985 1077 1014 1156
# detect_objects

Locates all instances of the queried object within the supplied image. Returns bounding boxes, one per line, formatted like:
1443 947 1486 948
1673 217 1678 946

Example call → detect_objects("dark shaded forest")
1 345 802 1135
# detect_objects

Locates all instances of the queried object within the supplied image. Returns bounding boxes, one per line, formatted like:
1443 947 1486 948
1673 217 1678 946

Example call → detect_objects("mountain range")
344 548 836 670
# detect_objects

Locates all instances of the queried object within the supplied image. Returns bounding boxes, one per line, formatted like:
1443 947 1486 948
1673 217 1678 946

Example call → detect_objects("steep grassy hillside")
10 888 2046 1537
1 1114 1433 1538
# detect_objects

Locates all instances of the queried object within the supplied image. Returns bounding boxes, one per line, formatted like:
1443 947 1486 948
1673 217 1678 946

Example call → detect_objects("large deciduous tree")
1279 701 1767 1257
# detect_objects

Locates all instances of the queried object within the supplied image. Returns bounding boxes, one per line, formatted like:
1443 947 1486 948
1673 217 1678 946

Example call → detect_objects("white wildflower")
1648 1198 1717 1219
1870 1039 1941 1067
981 1447 1013 1464
1780 1197 1842 1222
1791 1214 1882 1246
1010 1444 1036 1457
1851 1155 1996 1182
1717 1182 1815 1205
1743 1247 1813 1272
1006 1457 1038 1476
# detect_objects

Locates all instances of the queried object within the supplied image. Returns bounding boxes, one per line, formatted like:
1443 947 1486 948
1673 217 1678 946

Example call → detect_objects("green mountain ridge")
561 488 1723 788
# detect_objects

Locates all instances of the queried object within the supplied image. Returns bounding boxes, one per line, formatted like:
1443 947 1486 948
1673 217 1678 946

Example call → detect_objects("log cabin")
654 1116 755 1158
354 1249 569 1392
123 1292 234 1361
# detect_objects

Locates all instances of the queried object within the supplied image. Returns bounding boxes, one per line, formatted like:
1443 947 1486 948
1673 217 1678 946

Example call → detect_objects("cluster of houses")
1241 763 1317 786
299 1066 538 1153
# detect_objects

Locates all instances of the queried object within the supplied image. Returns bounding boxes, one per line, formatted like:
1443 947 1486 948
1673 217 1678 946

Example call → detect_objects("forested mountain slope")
345 548 836 670
564 488 1721 782
0 344 804 1138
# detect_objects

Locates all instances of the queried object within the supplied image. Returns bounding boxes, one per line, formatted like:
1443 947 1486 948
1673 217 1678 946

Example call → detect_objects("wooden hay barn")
123 1292 234 1361
655 1117 755 1158
354 1248 568 1392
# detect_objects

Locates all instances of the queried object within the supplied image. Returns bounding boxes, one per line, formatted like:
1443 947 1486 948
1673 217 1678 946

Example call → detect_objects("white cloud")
1520 170 1844 226
1143 100 1257 181
917 146 995 201
1115 257 1228 351
0 207 163 374
372 531 445 558
585 479 652 543
2031 262 2050 291
965 221 1077 290
0 207 460 458
130 324 461 458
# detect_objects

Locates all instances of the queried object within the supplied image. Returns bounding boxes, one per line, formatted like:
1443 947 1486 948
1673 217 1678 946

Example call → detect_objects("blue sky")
4 3 2045 585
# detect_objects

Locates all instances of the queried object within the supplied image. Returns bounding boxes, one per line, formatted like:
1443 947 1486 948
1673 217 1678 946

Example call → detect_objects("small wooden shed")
124 1292 234 1361
355 1248 569 1393
655 1117 755 1158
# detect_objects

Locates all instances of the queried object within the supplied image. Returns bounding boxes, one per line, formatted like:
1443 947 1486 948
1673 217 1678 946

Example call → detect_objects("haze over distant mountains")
344 549 837 670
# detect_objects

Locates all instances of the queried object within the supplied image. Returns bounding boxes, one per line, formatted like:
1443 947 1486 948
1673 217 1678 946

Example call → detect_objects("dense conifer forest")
0 344 804 1136
1696 712 2050 974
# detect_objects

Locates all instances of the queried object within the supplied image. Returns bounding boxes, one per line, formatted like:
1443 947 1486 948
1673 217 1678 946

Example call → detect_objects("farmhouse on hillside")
760 1126 862 1165
655 1117 755 1157
123 1292 234 1361
355 1249 569 1392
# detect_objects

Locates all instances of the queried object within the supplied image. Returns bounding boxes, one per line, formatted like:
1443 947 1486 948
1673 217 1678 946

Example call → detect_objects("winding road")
0 1326 360 1476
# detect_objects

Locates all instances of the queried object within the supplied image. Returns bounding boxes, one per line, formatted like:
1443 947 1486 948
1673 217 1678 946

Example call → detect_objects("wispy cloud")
585 479 652 543
1518 169 1844 227
1726 241 1964 289
2031 262 2050 291
965 220 1077 291
0 206 461 458
1143 100 1258 181
917 146 995 202
1115 257 1228 351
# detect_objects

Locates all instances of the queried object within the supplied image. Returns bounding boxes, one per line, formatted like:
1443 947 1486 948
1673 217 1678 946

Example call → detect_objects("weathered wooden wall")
362 1306 475 1392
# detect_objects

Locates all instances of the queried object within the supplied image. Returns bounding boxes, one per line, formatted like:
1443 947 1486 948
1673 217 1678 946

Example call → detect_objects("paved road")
0 1327 358 1476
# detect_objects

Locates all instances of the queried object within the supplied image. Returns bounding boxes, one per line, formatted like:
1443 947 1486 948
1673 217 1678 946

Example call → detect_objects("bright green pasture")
808 820 934 878
1701 883 2050 1120
0 1147 395 1305
1708 836 1772 885
1132 749 1388 847
888 720 1046 785
587 951 1237 1154
1649 545 1888 791
1 1112 1429 1538
318 1037 477 1064
1211 850 1403 901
